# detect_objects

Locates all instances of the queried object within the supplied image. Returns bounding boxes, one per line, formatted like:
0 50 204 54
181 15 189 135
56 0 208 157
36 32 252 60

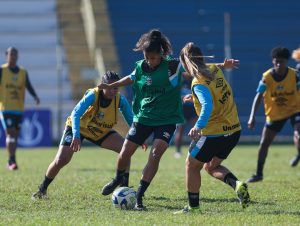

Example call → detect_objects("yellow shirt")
65 87 120 141
191 64 241 135
0 63 27 111
262 67 300 122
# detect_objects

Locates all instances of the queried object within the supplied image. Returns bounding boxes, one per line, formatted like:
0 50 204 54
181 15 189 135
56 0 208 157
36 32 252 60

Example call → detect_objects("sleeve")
71 90 95 138
129 69 137 81
193 84 213 129
25 72 38 97
256 80 267 93
119 94 133 126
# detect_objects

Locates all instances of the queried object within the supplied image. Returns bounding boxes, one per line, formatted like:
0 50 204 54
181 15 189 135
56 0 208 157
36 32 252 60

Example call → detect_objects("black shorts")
189 130 241 163
0 112 23 130
126 122 176 145
60 126 117 147
266 112 300 132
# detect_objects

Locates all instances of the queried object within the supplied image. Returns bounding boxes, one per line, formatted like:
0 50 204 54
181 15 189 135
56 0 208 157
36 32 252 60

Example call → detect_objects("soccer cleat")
290 155 300 167
133 203 147 211
247 174 263 183
173 205 200 214
174 152 182 158
235 181 250 208
101 178 121 196
31 188 47 201
7 162 18 171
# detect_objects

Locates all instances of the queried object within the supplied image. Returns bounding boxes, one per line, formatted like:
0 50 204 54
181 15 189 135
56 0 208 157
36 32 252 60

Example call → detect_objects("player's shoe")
7 162 18 171
31 188 47 201
133 203 147 211
173 205 200 214
174 152 182 158
290 155 300 167
101 178 121 196
235 181 250 208
247 174 263 183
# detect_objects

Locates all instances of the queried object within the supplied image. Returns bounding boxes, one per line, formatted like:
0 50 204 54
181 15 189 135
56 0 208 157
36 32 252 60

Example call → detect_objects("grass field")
0 144 299 226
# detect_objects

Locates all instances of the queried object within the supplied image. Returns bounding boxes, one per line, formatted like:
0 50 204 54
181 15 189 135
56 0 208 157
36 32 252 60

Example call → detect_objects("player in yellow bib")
247 47 300 183
32 71 135 200
174 42 250 214
0 47 40 170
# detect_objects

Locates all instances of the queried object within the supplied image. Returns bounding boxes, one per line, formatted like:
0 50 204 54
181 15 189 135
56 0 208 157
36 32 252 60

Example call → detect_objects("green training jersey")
131 58 184 126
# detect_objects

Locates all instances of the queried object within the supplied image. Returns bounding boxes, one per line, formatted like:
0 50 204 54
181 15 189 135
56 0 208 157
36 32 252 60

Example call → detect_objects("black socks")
224 172 238 190
188 192 199 208
136 180 150 205
40 176 54 192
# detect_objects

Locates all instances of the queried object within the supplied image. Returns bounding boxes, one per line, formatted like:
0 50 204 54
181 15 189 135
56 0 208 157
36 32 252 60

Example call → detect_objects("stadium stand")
0 0 74 141
106 0 300 141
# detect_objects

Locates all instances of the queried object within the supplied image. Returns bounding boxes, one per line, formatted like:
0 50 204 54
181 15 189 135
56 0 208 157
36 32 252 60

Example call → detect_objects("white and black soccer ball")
112 187 137 210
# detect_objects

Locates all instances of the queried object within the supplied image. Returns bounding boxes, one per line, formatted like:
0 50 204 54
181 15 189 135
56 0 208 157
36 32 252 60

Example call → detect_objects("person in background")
0 47 40 170
174 42 249 214
32 71 136 200
247 47 300 183
173 79 198 158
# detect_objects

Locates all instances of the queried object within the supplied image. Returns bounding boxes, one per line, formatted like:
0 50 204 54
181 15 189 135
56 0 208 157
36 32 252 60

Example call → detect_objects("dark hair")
133 29 172 56
5 47 18 55
102 71 120 84
271 46 291 59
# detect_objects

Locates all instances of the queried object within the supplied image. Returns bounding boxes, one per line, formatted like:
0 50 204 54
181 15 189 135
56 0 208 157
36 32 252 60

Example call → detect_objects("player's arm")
248 80 265 129
98 71 135 89
70 90 95 152
212 59 240 69
119 94 133 127
189 84 213 140
25 72 40 105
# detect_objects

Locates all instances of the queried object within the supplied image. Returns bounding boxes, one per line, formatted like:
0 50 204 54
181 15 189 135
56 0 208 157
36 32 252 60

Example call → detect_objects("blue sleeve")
71 90 95 138
256 80 267 93
119 94 133 126
193 84 213 129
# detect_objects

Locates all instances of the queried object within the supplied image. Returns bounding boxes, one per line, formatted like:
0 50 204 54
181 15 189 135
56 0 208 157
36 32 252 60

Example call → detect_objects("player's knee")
6 135 16 144
293 130 300 142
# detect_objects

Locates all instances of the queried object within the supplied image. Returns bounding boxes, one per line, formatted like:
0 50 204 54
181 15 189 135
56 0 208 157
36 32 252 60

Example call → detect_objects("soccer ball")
112 187 137 210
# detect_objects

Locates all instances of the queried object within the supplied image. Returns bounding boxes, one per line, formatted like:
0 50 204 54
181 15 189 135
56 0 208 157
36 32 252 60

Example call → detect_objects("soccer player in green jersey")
99 29 185 210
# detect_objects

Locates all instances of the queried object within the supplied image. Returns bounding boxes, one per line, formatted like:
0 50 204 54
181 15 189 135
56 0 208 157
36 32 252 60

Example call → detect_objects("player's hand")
98 83 110 90
188 127 201 141
141 143 148 152
247 117 255 130
223 59 240 69
182 94 193 103
35 96 40 105
70 137 81 152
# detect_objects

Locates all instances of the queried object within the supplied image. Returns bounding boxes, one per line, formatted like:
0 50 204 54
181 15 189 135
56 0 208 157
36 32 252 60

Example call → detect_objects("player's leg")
247 123 280 182
101 123 151 196
100 132 130 186
32 126 76 200
1 113 22 170
5 127 18 170
173 124 184 158
134 124 176 210
290 114 300 167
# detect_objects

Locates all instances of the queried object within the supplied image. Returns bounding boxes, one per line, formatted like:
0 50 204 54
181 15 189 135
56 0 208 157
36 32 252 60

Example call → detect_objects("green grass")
0 144 299 226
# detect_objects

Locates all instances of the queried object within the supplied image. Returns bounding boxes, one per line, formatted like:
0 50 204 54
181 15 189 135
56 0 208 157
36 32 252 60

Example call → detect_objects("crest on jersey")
276 85 284 91
146 76 152 86
97 112 105 119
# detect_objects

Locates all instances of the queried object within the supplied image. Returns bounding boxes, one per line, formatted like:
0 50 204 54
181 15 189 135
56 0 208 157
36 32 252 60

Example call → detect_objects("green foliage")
0 145 299 225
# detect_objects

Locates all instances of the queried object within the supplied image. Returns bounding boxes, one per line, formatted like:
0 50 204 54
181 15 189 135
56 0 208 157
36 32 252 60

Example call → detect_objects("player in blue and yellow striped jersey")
0 47 40 170
32 71 135 200
174 42 250 214
247 47 300 183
